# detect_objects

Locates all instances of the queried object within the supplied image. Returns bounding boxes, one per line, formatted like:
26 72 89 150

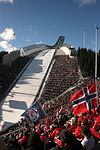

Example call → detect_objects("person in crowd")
18 130 29 149
93 105 100 132
27 129 43 150
58 129 84 150
0 136 8 150
92 143 100 150
81 126 95 150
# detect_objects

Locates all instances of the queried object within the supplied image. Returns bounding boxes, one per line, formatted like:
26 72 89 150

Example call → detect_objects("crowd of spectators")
0 105 100 150
39 55 80 103
0 54 100 150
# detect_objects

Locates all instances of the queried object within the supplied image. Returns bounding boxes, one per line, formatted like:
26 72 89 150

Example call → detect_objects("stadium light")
83 28 86 48
94 24 99 81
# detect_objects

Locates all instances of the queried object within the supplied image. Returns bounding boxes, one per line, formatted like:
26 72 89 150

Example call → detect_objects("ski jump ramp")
0 49 55 129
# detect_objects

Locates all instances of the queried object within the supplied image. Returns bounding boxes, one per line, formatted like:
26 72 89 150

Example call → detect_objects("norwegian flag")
70 83 97 115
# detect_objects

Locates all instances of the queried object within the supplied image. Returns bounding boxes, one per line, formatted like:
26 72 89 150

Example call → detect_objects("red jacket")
93 115 100 132
18 135 29 143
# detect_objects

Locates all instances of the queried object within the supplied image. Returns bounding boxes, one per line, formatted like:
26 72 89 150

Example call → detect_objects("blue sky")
0 0 100 52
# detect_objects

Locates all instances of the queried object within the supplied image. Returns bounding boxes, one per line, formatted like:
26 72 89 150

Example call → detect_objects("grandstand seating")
38 55 80 103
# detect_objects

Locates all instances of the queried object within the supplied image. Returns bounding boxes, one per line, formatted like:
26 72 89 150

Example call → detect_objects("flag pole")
94 24 99 104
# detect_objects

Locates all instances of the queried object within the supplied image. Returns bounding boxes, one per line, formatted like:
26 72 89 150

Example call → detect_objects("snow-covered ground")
0 49 55 129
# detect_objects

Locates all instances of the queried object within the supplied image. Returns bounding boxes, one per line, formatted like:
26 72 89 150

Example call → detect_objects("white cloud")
0 0 14 3
0 41 17 53
74 0 96 6
0 28 16 41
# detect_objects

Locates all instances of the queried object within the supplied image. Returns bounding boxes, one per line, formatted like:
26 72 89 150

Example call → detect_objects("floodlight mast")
94 24 99 82
83 28 86 48
94 24 99 105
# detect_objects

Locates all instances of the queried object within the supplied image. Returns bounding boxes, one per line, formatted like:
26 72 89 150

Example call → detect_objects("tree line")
77 47 100 78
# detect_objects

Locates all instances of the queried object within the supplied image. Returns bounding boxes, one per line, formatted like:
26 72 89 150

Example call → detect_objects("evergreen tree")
0 51 8 63
77 48 100 78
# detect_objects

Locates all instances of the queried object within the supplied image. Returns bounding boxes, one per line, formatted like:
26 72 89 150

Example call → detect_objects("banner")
21 102 46 122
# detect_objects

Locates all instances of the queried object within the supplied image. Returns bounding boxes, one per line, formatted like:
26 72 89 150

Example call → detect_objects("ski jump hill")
0 36 78 129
